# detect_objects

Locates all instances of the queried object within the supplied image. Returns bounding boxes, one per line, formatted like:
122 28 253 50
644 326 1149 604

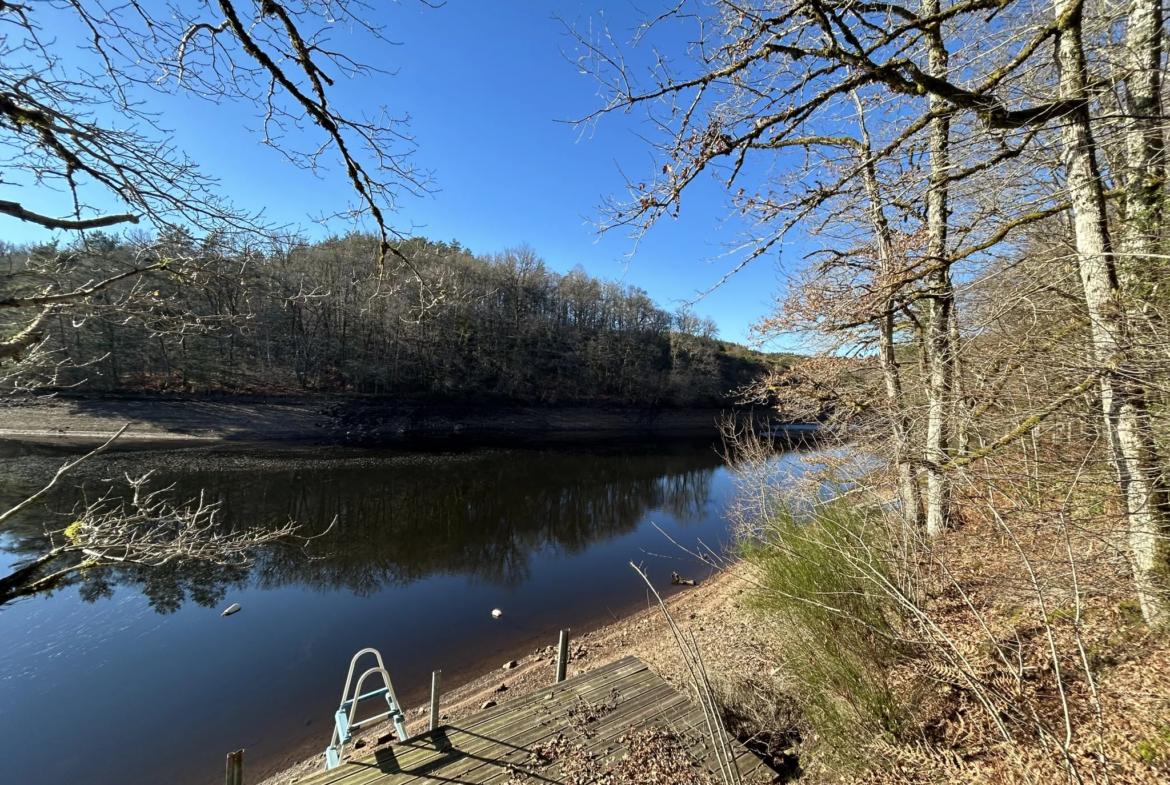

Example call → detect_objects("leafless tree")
1 0 437 388
0 0 436 602
569 0 1170 626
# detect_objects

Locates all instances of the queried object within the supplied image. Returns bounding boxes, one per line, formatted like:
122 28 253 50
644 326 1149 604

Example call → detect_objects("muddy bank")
259 562 787 785
0 394 785 444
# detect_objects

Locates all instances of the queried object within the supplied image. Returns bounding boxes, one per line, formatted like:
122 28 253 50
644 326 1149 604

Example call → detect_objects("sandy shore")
0 395 321 441
0 395 739 444
259 563 782 785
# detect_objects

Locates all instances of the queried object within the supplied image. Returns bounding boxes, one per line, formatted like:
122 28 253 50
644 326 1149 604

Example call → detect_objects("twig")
0 424 128 528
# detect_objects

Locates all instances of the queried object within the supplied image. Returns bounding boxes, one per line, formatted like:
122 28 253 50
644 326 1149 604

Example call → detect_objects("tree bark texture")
1120 0 1165 275
1056 0 1170 626
856 95 926 533
924 0 954 537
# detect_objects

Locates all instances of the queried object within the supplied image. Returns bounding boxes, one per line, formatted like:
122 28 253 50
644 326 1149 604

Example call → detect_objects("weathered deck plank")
303 659 659 785
296 656 767 785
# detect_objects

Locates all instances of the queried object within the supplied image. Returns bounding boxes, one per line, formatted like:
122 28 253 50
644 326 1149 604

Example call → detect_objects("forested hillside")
0 234 780 406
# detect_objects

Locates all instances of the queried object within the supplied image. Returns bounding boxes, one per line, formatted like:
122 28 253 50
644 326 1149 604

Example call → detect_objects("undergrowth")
724 461 1170 785
739 496 920 774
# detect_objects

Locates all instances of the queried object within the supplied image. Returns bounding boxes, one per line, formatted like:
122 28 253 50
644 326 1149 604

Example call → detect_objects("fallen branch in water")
0 472 332 605
0 424 128 528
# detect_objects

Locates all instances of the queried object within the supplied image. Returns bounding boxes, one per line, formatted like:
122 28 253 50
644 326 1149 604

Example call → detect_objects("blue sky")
3 1 797 346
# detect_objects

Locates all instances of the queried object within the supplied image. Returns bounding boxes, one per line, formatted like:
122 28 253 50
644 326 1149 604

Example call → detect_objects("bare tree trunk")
1120 0 1164 276
924 0 953 537
882 309 929 536
855 94 925 532
1056 0 1170 626
951 309 971 457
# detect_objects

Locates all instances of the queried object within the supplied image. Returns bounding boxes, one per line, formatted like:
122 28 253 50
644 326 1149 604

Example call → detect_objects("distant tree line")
0 233 777 406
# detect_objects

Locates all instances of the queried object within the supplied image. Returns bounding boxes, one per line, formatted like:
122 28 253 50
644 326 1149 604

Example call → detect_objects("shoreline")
257 562 779 785
0 394 783 445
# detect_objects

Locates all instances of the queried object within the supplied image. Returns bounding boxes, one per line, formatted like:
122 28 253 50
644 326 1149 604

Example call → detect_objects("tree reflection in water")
0 440 723 612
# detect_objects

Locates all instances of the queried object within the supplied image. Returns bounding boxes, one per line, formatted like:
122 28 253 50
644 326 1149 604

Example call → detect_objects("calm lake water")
0 436 808 785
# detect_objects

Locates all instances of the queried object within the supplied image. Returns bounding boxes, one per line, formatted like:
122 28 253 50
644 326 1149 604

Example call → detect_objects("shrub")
739 495 918 770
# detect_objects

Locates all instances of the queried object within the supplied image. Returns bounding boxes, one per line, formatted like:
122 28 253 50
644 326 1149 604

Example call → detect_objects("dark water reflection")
0 437 789 785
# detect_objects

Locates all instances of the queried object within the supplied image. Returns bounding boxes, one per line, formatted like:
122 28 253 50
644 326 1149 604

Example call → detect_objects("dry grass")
854 486 1170 785
724 444 1170 785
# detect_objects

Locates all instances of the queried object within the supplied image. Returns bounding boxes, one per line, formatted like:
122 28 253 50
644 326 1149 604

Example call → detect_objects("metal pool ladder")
324 648 409 769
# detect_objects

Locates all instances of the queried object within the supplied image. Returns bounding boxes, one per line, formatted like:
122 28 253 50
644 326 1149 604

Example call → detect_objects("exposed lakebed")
0 436 810 785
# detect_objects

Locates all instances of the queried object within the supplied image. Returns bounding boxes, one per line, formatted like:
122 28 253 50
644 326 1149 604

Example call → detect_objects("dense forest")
0 234 779 406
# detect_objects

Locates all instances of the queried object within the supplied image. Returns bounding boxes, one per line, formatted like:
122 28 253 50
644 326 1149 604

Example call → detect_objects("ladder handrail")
337 648 388 706
347 667 399 731
325 647 410 770
341 686 389 709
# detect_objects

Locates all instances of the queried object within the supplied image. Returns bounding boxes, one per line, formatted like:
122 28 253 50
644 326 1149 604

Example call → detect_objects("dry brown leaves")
854 465 1170 785
504 728 722 785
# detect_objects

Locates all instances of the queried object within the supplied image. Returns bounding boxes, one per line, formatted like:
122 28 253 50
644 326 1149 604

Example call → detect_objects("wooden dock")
296 655 768 785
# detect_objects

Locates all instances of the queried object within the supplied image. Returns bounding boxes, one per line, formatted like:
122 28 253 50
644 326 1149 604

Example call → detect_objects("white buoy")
221 603 241 617
491 608 503 619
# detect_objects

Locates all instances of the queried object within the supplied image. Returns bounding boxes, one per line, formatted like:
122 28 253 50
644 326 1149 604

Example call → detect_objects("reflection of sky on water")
727 446 876 523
